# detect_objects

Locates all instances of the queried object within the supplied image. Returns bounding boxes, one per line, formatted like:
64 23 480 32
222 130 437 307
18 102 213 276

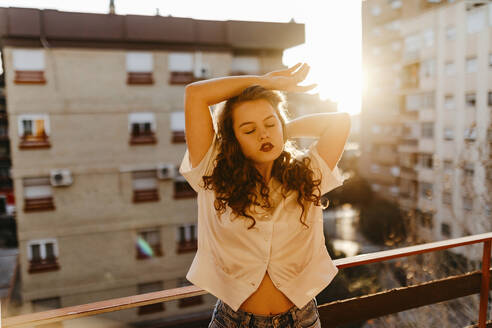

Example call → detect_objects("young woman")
179 63 350 328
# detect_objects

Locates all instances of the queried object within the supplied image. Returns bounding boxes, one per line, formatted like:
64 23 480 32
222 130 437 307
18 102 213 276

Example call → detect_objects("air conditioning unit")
156 163 176 180
50 169 73 187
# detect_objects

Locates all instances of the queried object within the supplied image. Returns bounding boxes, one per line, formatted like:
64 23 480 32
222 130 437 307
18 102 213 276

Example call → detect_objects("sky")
0 0 362 115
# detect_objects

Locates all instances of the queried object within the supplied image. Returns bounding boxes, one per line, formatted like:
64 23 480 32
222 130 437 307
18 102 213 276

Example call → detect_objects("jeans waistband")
216 298 317 327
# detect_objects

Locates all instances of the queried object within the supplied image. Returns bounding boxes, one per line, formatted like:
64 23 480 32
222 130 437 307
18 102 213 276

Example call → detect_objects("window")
420 153 433 168
441 223 451 237
403 62 419 88
231 56 260 76
372 125 381 134
13 49 46 84
18 114 50 149
177 277 203 307
137 281 165 314
446 26 456 40
168 52 194 84
490 4 492 26
405 94 420 111
467 11 485 34
132 170 159 203
422 92 435 108
174 173 197 199
0 196 7 215
443 160 453 172
420 59 435 79
371 164 380 173
23 177 55 212
464 162 474 176
419 211 433 229
443 127 454 141
466 57 478 73
385 20 401 32
371 5 381 16
420 182 433 199
371 183 381 191
465 93 476 107
444 95 455 110
463 196 473 211
488 91 492 106
485 203 492 217
28 239 59 273
136 229 162 259
402 123 416 138
372 27 382 37
442 192 452 205
464 127 477 141
445 62 455 76
391 41 401 52
421 122 434 138
390 0 402 9
126 52 154 84
404 34 420 54
32 297 61 313
128 112 156 145
489 54 492 68
176 224 197 254
193 51 211 79
422 29 434 47
170 111 185 143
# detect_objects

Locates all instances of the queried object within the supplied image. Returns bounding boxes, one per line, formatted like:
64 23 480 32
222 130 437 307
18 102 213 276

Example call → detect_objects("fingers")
286 62 303 74
294 83 318 93
290 64 310 87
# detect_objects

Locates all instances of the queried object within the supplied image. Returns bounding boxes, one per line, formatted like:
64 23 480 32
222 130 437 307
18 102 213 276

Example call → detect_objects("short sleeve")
179 133 219 192
305 140 345 195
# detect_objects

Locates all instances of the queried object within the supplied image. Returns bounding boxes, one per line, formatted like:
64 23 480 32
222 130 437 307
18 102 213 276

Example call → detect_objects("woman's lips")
260 142 274 152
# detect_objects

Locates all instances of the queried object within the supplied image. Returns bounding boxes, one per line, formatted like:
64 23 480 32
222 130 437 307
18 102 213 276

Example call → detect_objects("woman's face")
232 98 284 166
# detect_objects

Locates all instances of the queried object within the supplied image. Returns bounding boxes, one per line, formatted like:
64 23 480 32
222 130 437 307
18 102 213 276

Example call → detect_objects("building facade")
361 0 492 261
0 7 305 326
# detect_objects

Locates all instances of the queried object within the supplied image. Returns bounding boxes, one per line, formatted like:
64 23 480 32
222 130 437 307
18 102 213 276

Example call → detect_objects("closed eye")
245 129 255 134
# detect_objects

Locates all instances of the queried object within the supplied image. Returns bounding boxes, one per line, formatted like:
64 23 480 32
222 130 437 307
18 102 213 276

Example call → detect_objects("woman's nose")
258 127 269 140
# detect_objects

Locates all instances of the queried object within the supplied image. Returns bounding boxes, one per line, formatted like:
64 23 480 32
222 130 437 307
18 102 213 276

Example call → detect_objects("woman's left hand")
261 63 317 92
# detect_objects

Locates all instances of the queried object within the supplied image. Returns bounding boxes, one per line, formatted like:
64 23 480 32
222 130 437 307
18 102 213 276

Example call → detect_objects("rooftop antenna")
109 0 115 15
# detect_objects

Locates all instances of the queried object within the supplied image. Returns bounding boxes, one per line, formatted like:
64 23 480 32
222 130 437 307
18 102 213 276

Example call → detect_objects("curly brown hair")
203 85 323 230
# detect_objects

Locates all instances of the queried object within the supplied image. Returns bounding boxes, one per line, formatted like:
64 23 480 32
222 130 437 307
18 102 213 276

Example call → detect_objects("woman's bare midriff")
238 271 295 315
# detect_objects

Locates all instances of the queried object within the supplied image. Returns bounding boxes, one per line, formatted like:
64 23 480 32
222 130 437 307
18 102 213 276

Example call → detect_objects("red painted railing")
2 232 491 328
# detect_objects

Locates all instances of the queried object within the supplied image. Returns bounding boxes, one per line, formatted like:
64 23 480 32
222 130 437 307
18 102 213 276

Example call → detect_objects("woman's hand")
261 62 317 92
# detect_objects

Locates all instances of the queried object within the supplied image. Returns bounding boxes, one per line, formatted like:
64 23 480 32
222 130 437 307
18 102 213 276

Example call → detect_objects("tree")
359 196 407 246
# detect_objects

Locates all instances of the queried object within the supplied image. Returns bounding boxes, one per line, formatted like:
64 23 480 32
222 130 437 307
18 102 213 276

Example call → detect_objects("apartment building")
0 7 304 326
361 0 492 260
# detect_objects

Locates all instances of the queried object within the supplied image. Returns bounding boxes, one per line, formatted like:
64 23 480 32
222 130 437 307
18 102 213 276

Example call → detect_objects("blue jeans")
208 298 322 328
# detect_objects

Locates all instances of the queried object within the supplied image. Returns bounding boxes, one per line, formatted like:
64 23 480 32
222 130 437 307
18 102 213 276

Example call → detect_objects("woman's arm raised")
184 63 315 168
285 112 351 171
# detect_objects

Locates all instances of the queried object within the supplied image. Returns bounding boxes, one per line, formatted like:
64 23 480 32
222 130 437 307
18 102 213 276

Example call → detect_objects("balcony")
401 62 420 89
3 233 491 328
372 151 398 166
399 167 417 181
398 139 418 153
419 138 434 153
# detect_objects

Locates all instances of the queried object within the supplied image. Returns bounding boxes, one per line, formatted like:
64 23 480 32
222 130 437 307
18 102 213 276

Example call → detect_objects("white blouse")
179 133 345 312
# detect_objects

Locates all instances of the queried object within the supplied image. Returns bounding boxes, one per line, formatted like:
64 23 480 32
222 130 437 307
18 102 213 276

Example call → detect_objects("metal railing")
2 232 491 328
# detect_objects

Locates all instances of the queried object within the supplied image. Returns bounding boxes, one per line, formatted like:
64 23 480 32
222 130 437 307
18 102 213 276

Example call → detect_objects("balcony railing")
3 232 492 328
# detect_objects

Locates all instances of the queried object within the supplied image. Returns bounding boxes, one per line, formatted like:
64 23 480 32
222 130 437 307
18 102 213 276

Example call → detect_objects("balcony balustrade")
3 232 491 328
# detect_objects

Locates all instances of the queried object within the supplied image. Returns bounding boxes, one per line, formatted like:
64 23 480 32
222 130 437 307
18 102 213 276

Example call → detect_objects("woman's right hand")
261 62 317 92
